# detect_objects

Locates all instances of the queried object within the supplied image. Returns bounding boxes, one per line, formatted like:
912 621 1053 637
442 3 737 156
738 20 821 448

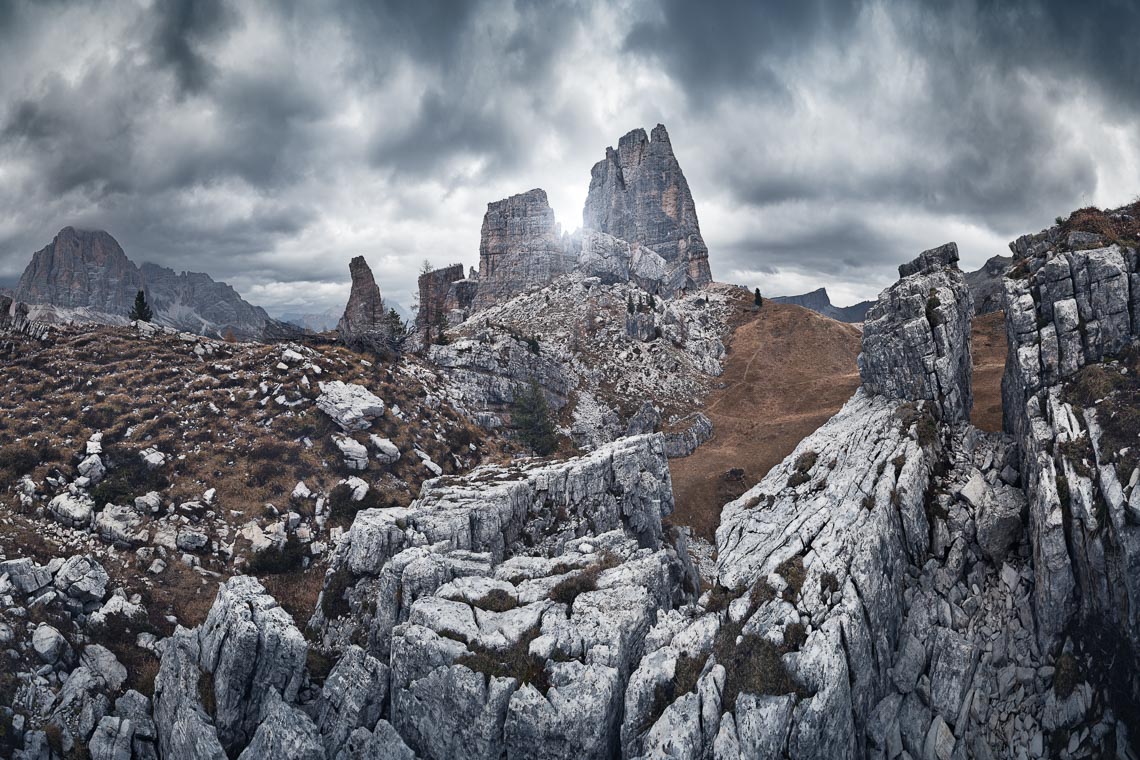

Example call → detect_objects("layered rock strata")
860 242 974 423
471 189 576 311
999 217 1140 708
337 256 398 354
583 124 712 288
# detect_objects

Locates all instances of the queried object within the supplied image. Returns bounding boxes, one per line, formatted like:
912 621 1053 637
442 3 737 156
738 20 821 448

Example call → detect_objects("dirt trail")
971 310 1007 433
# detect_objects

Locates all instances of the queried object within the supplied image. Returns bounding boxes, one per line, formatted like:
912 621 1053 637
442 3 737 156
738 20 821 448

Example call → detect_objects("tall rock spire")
582 124 712 287
337 256 394 354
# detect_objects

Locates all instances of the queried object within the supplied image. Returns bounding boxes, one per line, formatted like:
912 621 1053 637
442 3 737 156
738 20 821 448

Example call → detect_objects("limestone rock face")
16 227 142 314
472 189 575 310
999 219 1140 656
583 124 712 288
308 434 678 656
860 242 974 422
337 256 396 354
416 263 465 340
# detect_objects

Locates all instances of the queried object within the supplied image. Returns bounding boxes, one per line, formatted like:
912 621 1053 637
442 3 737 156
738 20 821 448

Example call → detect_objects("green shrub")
787 451 817 488
510 380 558 456
246 534 306 576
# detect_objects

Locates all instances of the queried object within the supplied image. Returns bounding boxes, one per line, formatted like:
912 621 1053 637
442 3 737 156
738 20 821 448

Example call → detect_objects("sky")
0 0 1138 316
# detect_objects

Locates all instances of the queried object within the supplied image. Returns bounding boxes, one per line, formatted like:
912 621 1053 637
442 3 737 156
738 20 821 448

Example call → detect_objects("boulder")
54 555 109 602
317 381 386 431
48 492 95 528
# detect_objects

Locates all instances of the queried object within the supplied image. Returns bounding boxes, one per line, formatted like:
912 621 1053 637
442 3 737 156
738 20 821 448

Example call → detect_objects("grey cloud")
150 0 236 93
0 0 1137 315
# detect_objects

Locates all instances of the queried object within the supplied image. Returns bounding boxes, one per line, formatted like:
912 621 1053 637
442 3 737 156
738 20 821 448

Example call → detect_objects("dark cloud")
0 0 1137 313
150 0 236 93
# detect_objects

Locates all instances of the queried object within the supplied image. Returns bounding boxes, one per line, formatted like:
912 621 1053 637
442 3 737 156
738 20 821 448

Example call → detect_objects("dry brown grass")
669 299 862 539
971 310 1006 432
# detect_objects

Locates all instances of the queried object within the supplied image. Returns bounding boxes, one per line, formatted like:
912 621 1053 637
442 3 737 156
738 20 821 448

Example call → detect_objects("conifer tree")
754 288 763 307
129 290 153 322
510 380 558 455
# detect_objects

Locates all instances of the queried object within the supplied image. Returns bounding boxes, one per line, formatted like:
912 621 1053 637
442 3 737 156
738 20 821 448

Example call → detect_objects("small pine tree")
647 294 656 311
129 290 153 322
510 380 558 456
627 294 635 314
754 288 763 308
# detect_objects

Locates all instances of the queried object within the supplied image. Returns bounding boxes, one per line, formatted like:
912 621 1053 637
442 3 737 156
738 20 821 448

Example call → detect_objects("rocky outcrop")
0 295 52 340
426 330 572 427
472 189 576 311
860 242 974 423
583 124 712 288
999 217 1140 677
337 256 399 354
771 288 874 323
416 263 465 340
16 227 143 314
13 227 297 341
153 575 308 757
308 434 678 655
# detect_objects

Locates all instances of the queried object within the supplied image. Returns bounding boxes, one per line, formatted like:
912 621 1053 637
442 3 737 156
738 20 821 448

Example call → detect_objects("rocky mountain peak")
471 188 574 311
337 255 394 353
16 226 143 314
584 123 712 287
12 226 299 340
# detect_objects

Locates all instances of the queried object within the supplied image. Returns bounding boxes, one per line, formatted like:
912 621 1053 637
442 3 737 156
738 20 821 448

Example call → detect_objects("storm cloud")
0 0 1137 315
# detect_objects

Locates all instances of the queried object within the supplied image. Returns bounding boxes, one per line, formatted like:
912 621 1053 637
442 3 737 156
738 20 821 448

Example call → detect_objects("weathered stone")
337 256 398 354
54 555 109 602
860 242 974 422
583 124 712 287
473 189 575 310
316 380 386 431
196 576 308 754
48 492 95 528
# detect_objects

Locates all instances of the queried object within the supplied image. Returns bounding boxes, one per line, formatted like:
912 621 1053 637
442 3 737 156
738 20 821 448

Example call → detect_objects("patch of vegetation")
90 443 169 507
549 552 621 607
0 443 49 480
320 566 356 619
642 650 710 733
246 533 307 576
1065 364 1125 407
775 555 806 599
861 495 875 511
510 380 559 456
821 572 840 597
327 483 386 525
474 588 519 612
714 617 810 711
704 584 737 613
1057 437 1094 478
456 624 550 694
892 454 907 478
787 451 817 488
1060 202 1140 248
1053 653 1080 699
925 292 944 327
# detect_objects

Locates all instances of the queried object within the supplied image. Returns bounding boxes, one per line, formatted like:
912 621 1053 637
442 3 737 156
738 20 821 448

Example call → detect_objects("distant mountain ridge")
14 227 300 340
771 288 873 323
